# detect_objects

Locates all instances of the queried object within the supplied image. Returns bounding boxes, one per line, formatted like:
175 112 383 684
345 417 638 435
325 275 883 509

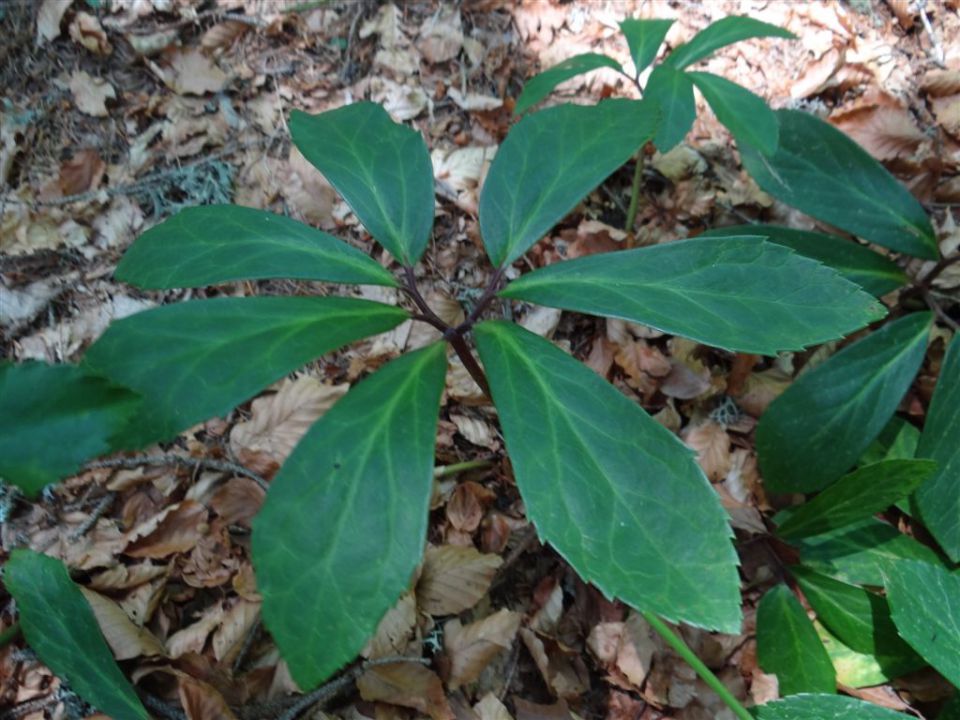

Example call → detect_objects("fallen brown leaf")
357 662 454 720
162 48 228 96
80 588 167 660
69 12 112 55
682 421 731 481
443 608 521 689
417 545 502 616
167 603 225 659
58 149 106 196
69 70 115 117
363 592 418 659
36 0 69 43
212 599 260 664
124 500 208 559
178 676 239 720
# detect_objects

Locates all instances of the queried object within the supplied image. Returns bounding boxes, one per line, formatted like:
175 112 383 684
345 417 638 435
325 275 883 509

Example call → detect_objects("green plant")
514 15 794 234
2 13 957 720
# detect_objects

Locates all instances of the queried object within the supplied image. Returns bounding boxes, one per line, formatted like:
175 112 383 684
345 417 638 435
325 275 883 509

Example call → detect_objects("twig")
128 8 267 34
275 656 430 720
85 455 269 492
140 693 187 720
0 695 57 720
68 492 116 541
917 253 960 293
925 291 960 331
434 458 495 478
915 0 945 67
232 616 261 675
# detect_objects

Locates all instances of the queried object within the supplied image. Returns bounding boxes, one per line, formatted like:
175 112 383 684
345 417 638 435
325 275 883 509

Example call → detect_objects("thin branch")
86 455 269 492
68 492 116 540
916 253 960 293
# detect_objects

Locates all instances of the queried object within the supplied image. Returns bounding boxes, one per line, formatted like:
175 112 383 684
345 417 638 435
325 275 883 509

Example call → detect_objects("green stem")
624 152 645 244
0 622 21 649
642 612 754 720
434 459 494 478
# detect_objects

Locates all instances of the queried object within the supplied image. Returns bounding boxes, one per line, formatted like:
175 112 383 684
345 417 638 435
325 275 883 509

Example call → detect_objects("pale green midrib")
491 327 732 622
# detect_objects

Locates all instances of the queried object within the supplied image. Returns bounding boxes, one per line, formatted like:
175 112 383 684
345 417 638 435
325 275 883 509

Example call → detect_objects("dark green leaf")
797 518 947 587
514 53 623 116
253 343 447 689
480 99 657 267
5 550 149 720
700 225 908 296
776 459 936 540
116 205 397 289
757 312 931 493
754 694 909 719
500 236 885 355
884 560 960 687
474 321 741 632
859 417 920 467
619 18 673 74
756 584 836 695
916 333 960 561
83 297 407 448
792 567 923 665
643 64 695 152
740 110 937 259
0 363 140 497
817 620 924 688
939 693 960 720
289 103 434 265
687 71 778 154
664 16 795 70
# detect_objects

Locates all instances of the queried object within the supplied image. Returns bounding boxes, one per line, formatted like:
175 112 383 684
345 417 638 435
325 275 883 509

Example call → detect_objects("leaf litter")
1 1 958 718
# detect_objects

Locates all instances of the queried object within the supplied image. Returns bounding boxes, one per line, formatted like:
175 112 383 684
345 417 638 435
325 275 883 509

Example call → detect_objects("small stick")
86 455 269 492
434 458 495 478
68 492 116 541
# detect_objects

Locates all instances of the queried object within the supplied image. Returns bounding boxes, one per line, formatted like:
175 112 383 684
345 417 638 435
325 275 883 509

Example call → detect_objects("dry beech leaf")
69 70 115 117
124 500 208 559
364 591 417 659
417 6 463 64
58 149 106 196
79 588 167 660
87 562 169 591
734 367 791 416
921 70 960 97
520 628 590 699
475 693 514 720
230 376 348 465
417 545 502 616
166 602 225 659
831 103 924 160
212 599 260 663
210 478 265 527
660 360 711 400
446 481 492 532
357 662 454 720
448 88 503 111
201 20 250 50
682 421 731 481
513 698 573 720
69 12 112 55
520 306 562 338
450 413 497 449
178 676 238 720
615 340 672 388
931 95 960 139
36 0 69 43
163 48 227 96
443 608 521 689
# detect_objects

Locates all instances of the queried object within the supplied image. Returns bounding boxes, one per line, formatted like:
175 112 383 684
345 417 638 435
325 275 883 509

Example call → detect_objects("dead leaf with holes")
230 376 348 469
69 71 116 117
443 608 521 689
417 545 502 615
358 662 454 720
69 12 112 55
80 588 167 660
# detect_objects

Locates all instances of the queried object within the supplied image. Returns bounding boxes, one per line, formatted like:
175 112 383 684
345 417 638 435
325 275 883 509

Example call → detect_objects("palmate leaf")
884 560 960 687
776 459 936 540
687 71 778 155
796 518 947 587
757 312 931 493
514 53 623 116
663 16 795 70
915 333 960 561
500 236 885 355
253 343 447 689
618 18 673 74
756 584 836 696
479 99 658 267
83 297 407 448
754 694 908 719
0 363 140 497
116 205 397 289
289 103 434 265
701 225 907 296
5 550 149 720
474 321 741 633
741 110 937 259
643 64 695 152
791 566 923 665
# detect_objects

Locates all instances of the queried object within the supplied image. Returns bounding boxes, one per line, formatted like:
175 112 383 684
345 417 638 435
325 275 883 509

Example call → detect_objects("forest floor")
1 1 959 719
